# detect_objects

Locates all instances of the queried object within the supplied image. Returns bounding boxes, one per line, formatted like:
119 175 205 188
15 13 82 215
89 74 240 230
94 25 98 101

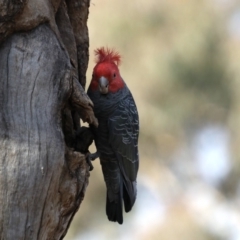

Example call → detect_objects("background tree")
0 0 97 239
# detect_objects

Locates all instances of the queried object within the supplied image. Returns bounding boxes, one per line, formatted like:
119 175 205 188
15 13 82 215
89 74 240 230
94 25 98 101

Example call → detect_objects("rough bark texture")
66 0 90 89
0 0 95 239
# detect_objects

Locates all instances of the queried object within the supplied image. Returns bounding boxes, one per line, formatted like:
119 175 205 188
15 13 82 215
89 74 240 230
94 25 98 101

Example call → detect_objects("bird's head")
89 47 124 94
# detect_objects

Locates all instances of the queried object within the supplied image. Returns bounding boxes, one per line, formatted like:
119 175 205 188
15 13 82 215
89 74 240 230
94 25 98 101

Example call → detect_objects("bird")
87 47 139 224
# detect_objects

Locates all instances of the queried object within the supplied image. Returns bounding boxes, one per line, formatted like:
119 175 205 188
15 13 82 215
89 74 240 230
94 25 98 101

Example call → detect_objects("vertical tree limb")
0 0 96 239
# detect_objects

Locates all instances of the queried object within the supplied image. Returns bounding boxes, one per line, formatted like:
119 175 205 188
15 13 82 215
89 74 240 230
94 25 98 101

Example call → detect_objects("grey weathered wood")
0 0 96 239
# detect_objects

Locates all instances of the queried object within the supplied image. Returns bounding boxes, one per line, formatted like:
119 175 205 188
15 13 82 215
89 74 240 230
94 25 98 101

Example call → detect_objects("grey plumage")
87 83 139 224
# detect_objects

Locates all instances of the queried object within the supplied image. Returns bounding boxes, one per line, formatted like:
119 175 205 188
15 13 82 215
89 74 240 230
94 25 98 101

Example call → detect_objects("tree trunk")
0 0 97 239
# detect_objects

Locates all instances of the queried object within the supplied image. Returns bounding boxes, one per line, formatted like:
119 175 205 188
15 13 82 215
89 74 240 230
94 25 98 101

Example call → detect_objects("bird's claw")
86 153 94 171
86 152 99 171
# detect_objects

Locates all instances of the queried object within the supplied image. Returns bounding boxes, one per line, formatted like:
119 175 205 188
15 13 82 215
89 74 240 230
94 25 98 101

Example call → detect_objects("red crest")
94 47 121 66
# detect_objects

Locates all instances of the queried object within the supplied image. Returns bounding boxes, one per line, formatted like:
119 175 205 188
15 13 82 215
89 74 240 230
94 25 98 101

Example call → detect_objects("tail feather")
104 163 137 224
106 191 123 224
106 178 137 224
123 179 137 213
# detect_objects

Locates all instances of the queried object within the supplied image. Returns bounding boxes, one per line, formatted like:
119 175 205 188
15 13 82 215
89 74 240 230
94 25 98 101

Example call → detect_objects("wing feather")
108 93 139 181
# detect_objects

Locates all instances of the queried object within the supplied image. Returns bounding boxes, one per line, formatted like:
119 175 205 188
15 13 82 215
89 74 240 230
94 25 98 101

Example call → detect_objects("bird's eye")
113 73 116 78
92 74 94 78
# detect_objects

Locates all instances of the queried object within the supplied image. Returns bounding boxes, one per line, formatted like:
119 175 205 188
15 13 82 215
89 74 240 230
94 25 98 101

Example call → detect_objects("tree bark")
0 0 96 239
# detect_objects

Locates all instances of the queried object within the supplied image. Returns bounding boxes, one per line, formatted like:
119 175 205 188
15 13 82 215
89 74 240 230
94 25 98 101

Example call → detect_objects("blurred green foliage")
66 0 240 239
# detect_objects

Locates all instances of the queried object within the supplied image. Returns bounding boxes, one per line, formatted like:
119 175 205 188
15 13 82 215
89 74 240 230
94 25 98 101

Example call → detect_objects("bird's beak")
99 76 109 94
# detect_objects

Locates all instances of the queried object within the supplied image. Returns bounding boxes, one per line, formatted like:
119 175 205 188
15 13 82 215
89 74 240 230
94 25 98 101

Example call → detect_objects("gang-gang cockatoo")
87 47 139 224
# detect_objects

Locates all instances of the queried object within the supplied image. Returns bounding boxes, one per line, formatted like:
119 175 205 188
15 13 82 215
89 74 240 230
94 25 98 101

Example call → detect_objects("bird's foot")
86 152 99 171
